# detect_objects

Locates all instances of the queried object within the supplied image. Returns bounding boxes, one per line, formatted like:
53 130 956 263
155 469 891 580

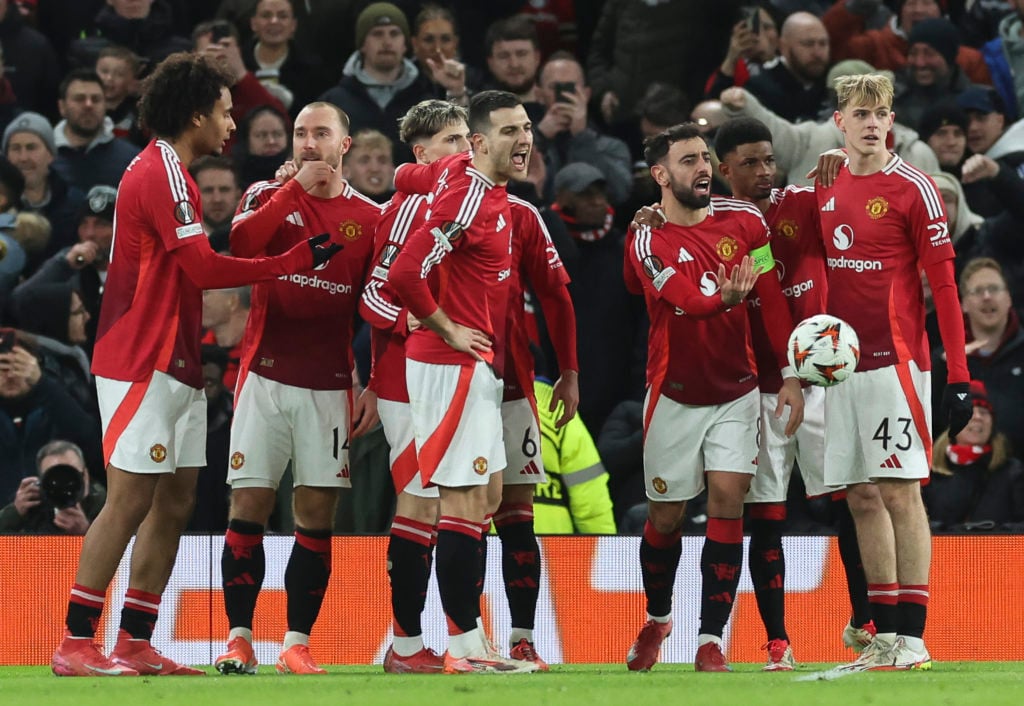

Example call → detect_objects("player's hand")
960 154 1000 184
294 160 335 191
53 504 90 535
406 311 421 333
943 381 973 440
806 148 847 187
13 477 41 516
275 159 299 185
630 202 666 232
717 255 758 307
440 322 492 361
720 87 747 111
66 241 100 269
550 369 579 428
351 386 380 439
776 376 805 437
307 233 342 268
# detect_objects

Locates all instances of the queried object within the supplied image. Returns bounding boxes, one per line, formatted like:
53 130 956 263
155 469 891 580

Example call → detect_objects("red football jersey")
503 195 573 402
628 197 793 406
229 179 379 389
388 152 513 367
359 190 432 402
748 185 828 391
816 155 952 373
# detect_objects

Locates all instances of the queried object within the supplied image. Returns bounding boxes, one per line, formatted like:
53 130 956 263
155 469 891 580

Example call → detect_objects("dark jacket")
0 482 106 534
22 171 86 260
243 40 331 119
52 119 140 191
67 0 192 71
0 4 61 119
925 432 1024 531
743 58 828 125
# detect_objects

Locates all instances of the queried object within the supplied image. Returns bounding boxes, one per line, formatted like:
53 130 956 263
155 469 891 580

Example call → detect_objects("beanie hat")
2 112 56 156
907 18 959 69
355 3 409 49
970 380 993 414
78 185 117 224
918 102 968 142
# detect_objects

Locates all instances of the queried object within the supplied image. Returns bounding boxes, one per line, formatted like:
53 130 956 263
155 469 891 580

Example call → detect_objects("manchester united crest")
652 477 668 494
150 444 167 463
230 452 245 470
473 456 488 475
716 236 739 260
866 196 889 220
339 219 363 241
776 219 798 239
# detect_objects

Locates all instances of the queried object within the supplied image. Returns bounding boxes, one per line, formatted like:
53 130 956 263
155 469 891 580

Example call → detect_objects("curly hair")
137 52 234 139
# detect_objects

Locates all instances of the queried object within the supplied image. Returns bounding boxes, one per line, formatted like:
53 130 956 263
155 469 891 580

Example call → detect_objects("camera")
743 6 761 34
39 464 85 510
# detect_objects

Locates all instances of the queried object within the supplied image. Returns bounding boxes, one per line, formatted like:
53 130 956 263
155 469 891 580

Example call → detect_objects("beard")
670 182 711 210
496 77 535 96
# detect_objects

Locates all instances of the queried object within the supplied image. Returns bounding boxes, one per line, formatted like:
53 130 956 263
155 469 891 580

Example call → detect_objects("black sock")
436 516 482 633
898 585 928 638
222 519 265 630
495 504 540 631
639 520 682 618
120 588 160 640
748 512 788 642
66 583 104 638
699 517 743 638
387 516 435 637
284 526 332 635
835 497 872 627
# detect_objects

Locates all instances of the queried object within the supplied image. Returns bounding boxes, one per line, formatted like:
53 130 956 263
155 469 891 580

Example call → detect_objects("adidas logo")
496 214 507 232
520 460 541 475
678 246 694 263
286 211 304 226
821 196 836 212
880 453 902 469
957 393 968 401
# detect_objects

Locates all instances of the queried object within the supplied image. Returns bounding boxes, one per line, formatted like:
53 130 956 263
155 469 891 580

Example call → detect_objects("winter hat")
2 112 56 156
355 3 409 49
970 380 993 414
907 18 959 69
77 185 117 224
918 102 968 142
554 163 606 194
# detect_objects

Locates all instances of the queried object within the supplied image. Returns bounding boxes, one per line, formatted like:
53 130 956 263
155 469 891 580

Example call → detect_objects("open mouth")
693 176 711 197
368 175 384 187
511 149 529 170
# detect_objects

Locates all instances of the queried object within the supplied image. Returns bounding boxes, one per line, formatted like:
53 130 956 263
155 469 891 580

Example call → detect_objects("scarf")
946 443 992 467
552 203 614 242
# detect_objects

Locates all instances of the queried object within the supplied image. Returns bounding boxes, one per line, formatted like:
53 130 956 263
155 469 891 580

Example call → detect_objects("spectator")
192 19 289 155
233 104 289 188
925 380 1024 532
483 16 544 122
0 440 105 535
957 86 1023 166
743 11 831 124
932 258 1024 458
532 378 616 534
67 0 191 71
720 61 939 185
952 87 1024 219
704 7 780 99
52 68 140 191
318 3 434 165
342 128 394 203
893 17 974 130
12 184 117 354
242 0 327 116
95 45 141 143
981 1 1024 121
0 0 59 118
410 3 481 103
0 334 102 504
0 39 21 128
200 286 249 392
187 344 232 533
918 102 968 173
534 52 632 205
550 162 647 436
4 111 85 257
189 155 242 249
824 0 992 86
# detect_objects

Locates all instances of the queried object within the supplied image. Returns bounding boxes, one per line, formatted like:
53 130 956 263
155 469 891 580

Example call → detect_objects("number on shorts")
521 427 537 458
332 427 350 460
872 417 913 451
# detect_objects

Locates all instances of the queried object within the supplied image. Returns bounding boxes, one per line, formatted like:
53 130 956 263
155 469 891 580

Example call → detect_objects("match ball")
787 314 860 387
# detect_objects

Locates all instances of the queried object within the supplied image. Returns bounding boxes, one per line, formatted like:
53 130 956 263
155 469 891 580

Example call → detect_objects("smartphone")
553 81 576 104
209 21 233 43
0 328 15 354
745 6 761 34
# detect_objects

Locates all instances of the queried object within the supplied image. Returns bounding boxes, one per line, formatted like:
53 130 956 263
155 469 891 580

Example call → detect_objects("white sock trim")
283 631 309 649
697 633 722 647
228 627 253 643
392 634 424 657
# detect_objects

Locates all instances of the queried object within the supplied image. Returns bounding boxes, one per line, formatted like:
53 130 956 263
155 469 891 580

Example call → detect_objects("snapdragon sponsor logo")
827 256 883 273
748 279 815 308
278 274 352 295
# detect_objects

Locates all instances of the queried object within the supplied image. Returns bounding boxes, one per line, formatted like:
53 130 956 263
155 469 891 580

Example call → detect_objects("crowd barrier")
1 535 1020 666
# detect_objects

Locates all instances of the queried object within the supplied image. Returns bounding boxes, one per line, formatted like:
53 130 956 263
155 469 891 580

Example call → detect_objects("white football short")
824 360 932 486
406 359 505 488
228 372 352 489
643 388 760 502
501 397 547 485
747 385 832 502
378 398 438 499
97 370 206 473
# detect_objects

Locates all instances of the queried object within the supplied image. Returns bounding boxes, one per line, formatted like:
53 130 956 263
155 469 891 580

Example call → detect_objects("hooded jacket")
51 116 140 191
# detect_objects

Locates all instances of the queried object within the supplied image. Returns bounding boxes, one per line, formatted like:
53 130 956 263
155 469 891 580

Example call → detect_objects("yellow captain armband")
750 243 775 275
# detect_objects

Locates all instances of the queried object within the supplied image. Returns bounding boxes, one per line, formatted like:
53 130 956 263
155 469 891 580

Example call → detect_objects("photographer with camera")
0 440 105 535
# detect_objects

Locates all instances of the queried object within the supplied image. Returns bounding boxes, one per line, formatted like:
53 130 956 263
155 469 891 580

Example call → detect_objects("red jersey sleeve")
628 226 729 318
229 179 305 257
906 174 955 269
393 161 440 196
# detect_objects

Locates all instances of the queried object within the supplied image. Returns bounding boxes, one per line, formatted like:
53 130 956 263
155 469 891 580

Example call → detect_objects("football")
787 314 860 387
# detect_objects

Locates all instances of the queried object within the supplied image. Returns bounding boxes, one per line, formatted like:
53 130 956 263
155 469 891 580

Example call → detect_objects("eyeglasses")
964 284 1007 298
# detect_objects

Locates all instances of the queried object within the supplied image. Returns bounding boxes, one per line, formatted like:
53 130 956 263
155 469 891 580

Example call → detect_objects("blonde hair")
350 129 393 156
834 73 894 112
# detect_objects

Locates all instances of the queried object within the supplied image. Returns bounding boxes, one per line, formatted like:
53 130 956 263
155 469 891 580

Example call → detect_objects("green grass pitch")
2 663 1023 706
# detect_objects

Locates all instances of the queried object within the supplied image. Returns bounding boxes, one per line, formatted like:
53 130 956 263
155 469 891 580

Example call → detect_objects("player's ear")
340 134 352 156
411 142 426 163
718 161 730 180
650 163 668 187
